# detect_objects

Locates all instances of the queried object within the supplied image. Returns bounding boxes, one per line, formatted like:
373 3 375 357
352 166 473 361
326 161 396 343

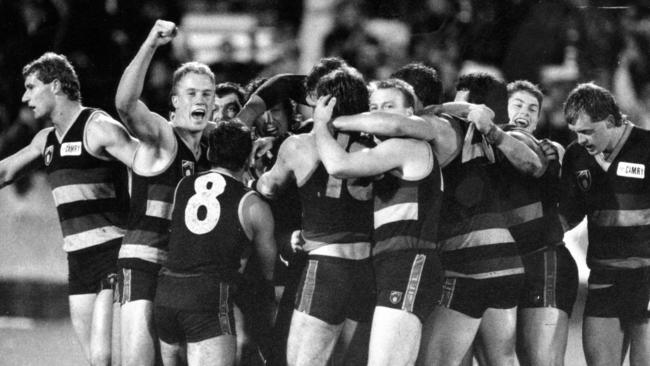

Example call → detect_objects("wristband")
484 124 505 146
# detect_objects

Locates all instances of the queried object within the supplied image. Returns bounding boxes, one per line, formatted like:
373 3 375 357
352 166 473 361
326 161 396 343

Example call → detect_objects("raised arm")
236 74 308 127
86 113 139 168
115 20 175 145
0 127 49 189
469 105 545 177
313 96 406 178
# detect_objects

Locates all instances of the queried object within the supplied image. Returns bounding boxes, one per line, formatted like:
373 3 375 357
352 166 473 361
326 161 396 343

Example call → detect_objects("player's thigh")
477 307 517 366
628 319 650 366
187 334 236 366
368 306 421 366
90 288 115 365
583 316 626 366
121 299 156 364
417 305 481 366
287 310 343 366
517 307 569 366
160 340 183 366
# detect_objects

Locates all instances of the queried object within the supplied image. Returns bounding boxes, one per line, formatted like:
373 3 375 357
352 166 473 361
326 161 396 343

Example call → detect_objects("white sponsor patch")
616 162 645 179
60 142 82 156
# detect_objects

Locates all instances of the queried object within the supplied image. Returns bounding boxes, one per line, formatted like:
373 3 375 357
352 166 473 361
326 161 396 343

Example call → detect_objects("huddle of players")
0 18 649 366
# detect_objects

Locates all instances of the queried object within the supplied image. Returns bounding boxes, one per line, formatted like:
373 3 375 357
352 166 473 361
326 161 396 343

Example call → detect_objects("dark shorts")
155 282 235 344
116 266 159 304
439 274 524 319
519 245 579 316
584 267 650 320
294 255 375 324
374 250 443 323
68 241 120 295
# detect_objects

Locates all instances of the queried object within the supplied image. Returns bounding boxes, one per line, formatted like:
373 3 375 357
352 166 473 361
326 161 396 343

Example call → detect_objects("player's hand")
147 20 177 47
312 95 336 127
539 138 559 161
252 136 276 159
290 230 305 252
467 104 496 134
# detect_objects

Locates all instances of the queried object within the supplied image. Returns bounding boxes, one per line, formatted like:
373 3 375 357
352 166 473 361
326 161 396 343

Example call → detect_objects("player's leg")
155 305 185 366
186 335 237 366
286 310 344 366
417 305 481 366
476 307 518 366
112 301 121 366
89 287 115 366
368 307 421 366
583 316 627 366
330 318 371 366
517 307 569 366
121 299 157 366
627 319 650 366
159 340 183 366
69 293 97 362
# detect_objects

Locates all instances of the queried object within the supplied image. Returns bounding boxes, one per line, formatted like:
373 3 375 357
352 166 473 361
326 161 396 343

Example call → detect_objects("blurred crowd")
2 0 650 168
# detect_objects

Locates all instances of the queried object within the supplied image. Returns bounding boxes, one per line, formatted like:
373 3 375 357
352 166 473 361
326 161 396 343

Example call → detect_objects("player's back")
298 132 374 251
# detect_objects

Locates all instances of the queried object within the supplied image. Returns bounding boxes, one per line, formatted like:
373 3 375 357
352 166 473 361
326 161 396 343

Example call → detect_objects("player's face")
213 93 241 121
254 103 289 137
568 112 612 155
508 91 540 132
22 73 56 120
171 73 215 132
369 88 413 116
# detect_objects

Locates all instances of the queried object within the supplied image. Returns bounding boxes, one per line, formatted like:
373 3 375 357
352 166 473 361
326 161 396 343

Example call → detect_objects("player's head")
507 80 544 132
22 53 81 119
455 72 508 125
315 69 369 119
305 57 363 105
207 119 252 171
246 77 295 137
170 62 216 132
564 82 623 155
391 62 442 110
214 82 245 121
368 78 416 117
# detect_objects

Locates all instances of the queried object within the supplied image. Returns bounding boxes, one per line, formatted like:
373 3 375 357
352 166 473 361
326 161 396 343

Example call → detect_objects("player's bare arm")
241 193 277 282
115 19 176 150
237 74 308 127
85 113 139 168
313 96 412 178
256 135 304 199
469 104 546 177
0 127 50 189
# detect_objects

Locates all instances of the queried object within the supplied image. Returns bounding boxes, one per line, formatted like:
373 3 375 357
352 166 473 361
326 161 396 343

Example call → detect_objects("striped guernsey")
43 108 129 252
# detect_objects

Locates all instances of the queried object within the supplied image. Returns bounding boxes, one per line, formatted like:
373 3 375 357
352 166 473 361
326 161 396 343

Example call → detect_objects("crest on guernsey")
576 169 591 192
182 160 195 176
44 145 54 166
389 291 403 305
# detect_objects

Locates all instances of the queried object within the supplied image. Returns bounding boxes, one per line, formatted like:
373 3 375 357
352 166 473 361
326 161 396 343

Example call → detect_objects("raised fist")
148 20 177 47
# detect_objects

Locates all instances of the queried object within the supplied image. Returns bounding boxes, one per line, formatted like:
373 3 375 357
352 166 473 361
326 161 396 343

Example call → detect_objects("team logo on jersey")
616 162 645 179
182 160 195 176
576 169 591 192
44 145 54 166
60 142 82 156
389 291 403 305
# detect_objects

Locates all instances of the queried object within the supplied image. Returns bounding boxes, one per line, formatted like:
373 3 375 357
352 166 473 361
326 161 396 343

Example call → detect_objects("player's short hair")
564 82 623 126
315 69 369 118
216 81 246 106
507 80 544 111
22 52 82 101
207 119 252 170
245 77 295 123
369 78 416 108
171 62 215 97
456 72 508 125
391 62 442 106
305 57 363 94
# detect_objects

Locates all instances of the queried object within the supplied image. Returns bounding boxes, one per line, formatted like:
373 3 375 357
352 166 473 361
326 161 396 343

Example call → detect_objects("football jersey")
43 108 129 252
438 115 522 279
561 123 650 270
373 140 442 257
298 132 374 251
119 131 209 272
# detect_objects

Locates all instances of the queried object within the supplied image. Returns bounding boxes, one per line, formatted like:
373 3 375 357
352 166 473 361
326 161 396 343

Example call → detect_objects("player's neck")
604 123 627 158
51 100 82 136
174 127 203 160
212 166 243 181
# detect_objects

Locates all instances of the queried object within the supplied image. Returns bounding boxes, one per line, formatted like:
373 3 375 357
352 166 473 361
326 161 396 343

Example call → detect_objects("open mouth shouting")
514 117 529 129
190 106 207 121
